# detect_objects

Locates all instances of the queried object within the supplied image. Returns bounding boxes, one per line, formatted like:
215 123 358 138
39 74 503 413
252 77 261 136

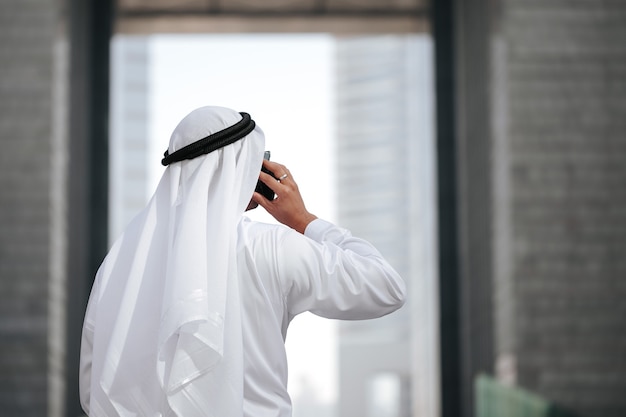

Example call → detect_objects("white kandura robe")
81 216 406 416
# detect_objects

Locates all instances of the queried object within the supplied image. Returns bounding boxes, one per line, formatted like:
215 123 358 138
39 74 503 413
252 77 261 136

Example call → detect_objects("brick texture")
0 1 57 416
503 1 626 416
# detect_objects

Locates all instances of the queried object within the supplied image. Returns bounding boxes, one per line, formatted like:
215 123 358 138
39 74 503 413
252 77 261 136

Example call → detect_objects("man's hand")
251 159 317 234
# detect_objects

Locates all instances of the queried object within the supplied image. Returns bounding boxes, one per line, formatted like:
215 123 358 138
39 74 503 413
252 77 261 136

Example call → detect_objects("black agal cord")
161 112 256 166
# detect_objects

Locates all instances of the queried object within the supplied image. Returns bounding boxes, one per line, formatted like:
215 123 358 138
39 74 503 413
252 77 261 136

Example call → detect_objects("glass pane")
109 32 437 417
366 372 403 417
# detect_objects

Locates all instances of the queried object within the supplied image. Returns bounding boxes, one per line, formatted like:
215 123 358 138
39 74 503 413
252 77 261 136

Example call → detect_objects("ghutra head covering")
85 106 264 417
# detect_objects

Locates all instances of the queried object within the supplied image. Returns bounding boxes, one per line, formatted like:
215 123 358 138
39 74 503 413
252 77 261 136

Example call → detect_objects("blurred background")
0 1 624 417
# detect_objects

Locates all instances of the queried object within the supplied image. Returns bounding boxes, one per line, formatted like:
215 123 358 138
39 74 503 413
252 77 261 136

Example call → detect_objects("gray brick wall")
0 1 60 416
457 0 626 415
500 1 626 416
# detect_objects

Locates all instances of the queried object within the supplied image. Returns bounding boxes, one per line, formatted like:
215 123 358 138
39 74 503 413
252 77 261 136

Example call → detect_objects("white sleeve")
278 218 406 320
79 280 98 415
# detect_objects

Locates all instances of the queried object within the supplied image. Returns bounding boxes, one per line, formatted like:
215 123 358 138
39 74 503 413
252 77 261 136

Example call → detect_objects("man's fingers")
259 171 283 193
263 159 290 181
252 191 272 211
253 160 316 233
262 159 285 173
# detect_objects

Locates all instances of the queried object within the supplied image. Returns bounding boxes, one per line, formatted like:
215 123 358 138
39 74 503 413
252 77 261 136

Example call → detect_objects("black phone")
255 151 276 201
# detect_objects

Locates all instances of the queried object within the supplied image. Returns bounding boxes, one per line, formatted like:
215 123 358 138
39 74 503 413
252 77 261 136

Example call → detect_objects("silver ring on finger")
277 173 288 182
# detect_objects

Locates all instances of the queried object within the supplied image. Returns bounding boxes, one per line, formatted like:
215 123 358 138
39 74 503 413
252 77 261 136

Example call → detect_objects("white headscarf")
85 106 265 416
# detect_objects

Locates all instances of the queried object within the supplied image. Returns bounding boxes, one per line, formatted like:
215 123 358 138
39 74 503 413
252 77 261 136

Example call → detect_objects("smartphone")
255 151 276 201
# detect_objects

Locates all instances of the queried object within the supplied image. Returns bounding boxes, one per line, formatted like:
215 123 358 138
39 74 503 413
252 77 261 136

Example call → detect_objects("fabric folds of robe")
81 106 265 417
